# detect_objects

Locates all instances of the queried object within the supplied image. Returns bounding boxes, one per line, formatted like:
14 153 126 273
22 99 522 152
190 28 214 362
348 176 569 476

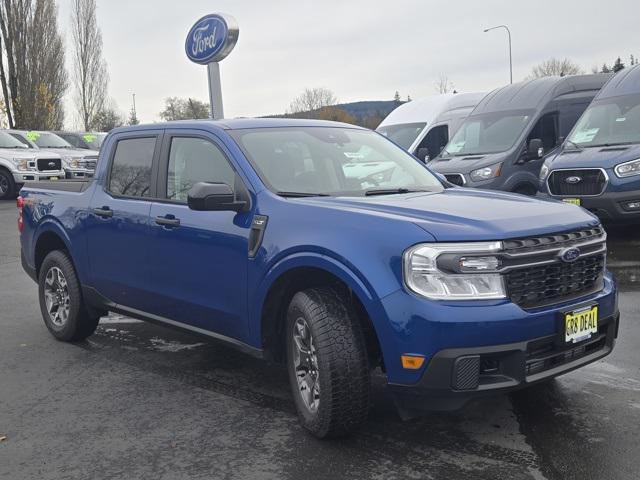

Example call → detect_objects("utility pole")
132 93 137 118
484 25 513 84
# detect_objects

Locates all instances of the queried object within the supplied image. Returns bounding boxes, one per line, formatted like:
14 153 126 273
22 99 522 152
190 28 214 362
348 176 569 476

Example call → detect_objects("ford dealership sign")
185 13 239 65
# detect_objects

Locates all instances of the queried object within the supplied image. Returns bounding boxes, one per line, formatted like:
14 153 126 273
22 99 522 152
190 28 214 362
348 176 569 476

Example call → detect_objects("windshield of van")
377 123 426 150
0 131 29 149
440 110 534 157
567 94 640 147
230 127 444 197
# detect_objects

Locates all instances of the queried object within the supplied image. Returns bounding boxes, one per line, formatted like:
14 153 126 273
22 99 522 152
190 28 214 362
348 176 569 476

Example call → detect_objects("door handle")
155 215 180 227
93 207 113 218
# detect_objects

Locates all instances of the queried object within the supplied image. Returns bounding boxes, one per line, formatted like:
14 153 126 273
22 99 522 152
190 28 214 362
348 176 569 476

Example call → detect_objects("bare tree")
92 98 123 131
434 74 454 94
528 58 584 78
159 97 209 121
0 0 67 129
288 87 337 114
71 0 108 130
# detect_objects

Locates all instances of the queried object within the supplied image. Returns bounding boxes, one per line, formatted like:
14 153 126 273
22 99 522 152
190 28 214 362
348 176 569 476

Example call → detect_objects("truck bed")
22 179 93 193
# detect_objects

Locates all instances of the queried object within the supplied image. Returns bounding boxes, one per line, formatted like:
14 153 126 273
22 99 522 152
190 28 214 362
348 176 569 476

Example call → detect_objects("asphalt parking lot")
1 199 639 480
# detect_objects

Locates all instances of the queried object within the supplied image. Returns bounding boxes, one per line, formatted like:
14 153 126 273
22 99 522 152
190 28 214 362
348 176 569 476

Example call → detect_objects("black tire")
0 168 16 200
286 287 370 438
38 250 100 342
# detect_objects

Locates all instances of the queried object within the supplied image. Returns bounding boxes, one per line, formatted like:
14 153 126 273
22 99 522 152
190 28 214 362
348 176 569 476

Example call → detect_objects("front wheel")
38 250 100 342
286 287 371 438
0 169 16 200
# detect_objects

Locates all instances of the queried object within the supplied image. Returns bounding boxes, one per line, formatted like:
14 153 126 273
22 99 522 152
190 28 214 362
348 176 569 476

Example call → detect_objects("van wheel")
0 169 15 200
286 287 370 438
38 250 100 342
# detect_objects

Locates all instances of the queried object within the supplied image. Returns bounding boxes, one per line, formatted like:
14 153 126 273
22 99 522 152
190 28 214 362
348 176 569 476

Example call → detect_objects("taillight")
17 196 24 232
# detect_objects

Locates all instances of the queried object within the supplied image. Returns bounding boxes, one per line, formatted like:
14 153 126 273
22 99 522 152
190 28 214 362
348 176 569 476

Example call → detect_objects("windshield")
0 131 29 149
441 110 534 157
31 132 73 149
230 127 444 197
567 94 640 147
82 133 106 149
377 123 426 150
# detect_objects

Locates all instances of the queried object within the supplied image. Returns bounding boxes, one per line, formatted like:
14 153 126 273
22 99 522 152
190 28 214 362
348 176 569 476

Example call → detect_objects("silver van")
430 75 611 195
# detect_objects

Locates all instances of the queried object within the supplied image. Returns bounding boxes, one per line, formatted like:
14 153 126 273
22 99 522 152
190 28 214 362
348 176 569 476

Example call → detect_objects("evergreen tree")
612 57 625 73
601 64 611 73
393 91 401 104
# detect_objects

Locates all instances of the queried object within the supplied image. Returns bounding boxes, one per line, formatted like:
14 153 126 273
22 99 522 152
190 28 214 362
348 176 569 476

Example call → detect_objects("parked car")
377 92 486 161
0 131 64 200
539 65 640 223
6 130 99 179
18 119 619 438
430 75 612 195
54 131 107 151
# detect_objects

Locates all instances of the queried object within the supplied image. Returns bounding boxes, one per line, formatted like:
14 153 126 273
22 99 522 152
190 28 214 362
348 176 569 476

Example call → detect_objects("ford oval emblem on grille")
560 247 581 262
565 176 582 184
48 161 55 167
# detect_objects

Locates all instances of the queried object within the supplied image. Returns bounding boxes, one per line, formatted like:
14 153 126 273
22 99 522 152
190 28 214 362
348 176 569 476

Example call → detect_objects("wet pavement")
0 199 638 480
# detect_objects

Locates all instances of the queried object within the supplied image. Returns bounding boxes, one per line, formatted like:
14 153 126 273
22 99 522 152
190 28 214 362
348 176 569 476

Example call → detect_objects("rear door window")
108 137 157 198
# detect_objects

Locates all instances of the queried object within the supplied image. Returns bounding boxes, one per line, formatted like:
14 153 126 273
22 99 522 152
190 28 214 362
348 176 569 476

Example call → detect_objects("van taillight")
17 196 24 232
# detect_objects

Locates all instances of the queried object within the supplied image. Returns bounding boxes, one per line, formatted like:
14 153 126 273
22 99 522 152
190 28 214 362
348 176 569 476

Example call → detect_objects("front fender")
248 251 395 355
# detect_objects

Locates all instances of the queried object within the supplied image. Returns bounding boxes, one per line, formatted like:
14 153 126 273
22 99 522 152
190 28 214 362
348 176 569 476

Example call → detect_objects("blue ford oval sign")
185 13 239 65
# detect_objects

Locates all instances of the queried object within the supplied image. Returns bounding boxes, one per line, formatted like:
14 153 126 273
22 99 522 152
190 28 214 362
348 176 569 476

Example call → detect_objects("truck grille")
81 157 97 170
547 169 607 196
503 227 606 309
507 254 605 309
444 174 465 186
37 158 61 171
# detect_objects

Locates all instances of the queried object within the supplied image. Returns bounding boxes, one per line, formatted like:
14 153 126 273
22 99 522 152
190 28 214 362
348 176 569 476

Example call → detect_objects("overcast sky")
56 0 638 127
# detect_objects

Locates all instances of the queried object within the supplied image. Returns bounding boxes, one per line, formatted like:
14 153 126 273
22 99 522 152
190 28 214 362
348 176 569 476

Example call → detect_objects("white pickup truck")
6 130 99 181
0 131 64 200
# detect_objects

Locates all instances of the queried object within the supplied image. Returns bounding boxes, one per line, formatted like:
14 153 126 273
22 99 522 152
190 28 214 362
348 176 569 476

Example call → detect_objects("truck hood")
428 152 507 174
42 148 99 158
0 148 60 159
548 144 640 170
300 188 599 241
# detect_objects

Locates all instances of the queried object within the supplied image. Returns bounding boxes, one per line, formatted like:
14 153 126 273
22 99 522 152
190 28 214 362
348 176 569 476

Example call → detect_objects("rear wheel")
0 169 15 200
38 250 100 342
286 287 371 438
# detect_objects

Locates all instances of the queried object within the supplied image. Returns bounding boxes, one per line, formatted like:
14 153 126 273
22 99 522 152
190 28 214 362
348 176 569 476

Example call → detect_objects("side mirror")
416 147 430 162
527 138 544 160
187 182 247 212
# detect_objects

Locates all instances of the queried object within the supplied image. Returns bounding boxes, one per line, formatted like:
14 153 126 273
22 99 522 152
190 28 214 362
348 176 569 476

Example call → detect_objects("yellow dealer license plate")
565 305 598 344
562 198 581 206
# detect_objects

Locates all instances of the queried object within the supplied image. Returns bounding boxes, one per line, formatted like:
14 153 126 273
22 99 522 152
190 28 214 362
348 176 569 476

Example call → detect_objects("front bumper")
538 190 640 223
13 170 66 184
389 311 619 414
64 168 95 179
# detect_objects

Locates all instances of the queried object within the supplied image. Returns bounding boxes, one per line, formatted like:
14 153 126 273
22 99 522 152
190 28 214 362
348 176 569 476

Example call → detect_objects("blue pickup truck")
18 119 619 438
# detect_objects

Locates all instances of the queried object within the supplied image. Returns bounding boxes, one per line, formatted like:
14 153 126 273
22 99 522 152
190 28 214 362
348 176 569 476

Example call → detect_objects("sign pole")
185 13 239 121
207 62 224 120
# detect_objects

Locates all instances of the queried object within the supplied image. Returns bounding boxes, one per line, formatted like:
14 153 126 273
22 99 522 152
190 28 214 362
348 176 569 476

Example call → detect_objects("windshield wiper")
564 140 583 151
276 191 330 198
365 188 430 196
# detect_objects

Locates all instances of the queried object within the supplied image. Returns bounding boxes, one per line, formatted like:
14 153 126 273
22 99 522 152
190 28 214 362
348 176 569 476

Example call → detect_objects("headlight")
470 163 502 182
614 158 640 178
11 157 34 171
539 163 550 181
62 156 82 168
403 242 506 300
